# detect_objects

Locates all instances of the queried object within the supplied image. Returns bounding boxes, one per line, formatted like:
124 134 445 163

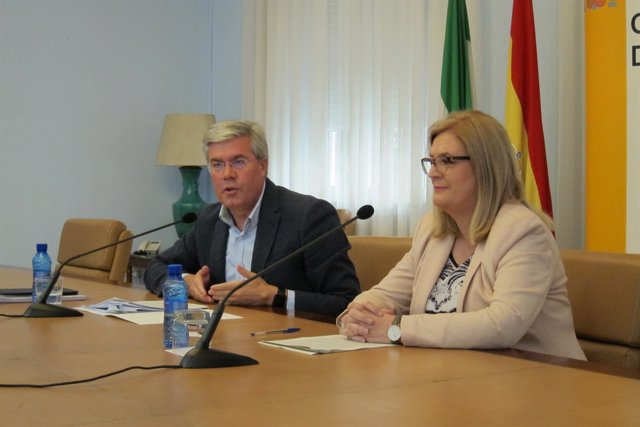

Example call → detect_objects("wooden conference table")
2 266 640 426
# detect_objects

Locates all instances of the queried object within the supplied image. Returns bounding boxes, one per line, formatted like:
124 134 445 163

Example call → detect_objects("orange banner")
585 0 627 252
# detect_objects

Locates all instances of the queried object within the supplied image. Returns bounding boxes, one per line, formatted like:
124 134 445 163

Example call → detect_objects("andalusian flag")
505 0 553 217
440 0 473 113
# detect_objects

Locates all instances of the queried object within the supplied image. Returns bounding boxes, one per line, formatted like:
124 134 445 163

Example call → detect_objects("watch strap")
272 287 287 308
392 314 402 327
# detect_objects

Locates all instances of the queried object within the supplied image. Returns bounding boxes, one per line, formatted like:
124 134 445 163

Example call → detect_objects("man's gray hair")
202 120 269 160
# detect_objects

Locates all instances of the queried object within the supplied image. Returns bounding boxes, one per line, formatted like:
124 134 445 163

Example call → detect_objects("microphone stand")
23 214 197 318
180 205 374 369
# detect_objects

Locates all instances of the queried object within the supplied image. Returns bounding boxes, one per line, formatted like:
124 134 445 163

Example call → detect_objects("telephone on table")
134 240 161 256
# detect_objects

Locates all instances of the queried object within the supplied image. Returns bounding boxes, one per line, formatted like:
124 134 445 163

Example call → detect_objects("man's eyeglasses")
420 155 471 174
207 157 251 174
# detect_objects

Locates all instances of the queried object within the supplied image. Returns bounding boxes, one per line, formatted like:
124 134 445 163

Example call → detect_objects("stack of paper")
0 293 86 304
77 298 240 325
82 297 163 314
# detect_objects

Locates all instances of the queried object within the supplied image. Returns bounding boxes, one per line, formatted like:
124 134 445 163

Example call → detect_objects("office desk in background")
1 266 639 426
125 252 153 285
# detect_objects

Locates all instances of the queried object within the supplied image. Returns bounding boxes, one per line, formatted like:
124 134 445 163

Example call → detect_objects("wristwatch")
387 315 403 344
272 287 287 308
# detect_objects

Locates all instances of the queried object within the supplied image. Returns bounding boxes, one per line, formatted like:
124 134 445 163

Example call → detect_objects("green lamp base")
173 166 206 237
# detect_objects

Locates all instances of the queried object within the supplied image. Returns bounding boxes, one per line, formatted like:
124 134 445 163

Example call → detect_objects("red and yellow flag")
505 0 553 217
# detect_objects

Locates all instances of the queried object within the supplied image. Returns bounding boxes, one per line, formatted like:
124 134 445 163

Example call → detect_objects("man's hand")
184 265 213 304
338 302 396 343
207 265 278 306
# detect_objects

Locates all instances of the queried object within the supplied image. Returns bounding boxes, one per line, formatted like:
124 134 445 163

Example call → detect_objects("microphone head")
356 205 374 220
182 212 198 224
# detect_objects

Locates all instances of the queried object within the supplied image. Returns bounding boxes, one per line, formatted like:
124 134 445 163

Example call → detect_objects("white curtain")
242 0 447 236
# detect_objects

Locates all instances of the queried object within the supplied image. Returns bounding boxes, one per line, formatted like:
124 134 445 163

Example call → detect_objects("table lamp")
156 113 216 237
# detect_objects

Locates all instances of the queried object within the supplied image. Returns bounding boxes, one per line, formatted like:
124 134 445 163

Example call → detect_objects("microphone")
23 213 198 318
180 204 374 369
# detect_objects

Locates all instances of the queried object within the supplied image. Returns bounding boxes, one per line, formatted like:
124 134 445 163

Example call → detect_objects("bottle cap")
168 264 183 276
36 243 48 252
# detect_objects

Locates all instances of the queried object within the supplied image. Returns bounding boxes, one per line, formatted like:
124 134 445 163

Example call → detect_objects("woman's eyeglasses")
420 155 471 174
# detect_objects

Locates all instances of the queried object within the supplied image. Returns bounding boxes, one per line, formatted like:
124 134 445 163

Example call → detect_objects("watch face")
387 325 401 342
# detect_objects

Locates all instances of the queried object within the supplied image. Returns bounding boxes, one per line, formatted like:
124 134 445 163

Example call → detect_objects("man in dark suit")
144 120 359 317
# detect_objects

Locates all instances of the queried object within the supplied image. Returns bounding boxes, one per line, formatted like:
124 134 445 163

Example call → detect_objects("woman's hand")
339 302 396 343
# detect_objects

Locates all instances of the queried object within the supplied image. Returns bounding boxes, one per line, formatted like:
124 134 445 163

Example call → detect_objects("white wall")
0 0 243 268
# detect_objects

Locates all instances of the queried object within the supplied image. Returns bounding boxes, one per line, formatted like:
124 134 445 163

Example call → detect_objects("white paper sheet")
260 334 394 355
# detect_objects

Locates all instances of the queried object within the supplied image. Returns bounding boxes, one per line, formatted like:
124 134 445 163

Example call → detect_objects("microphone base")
23 303 84 318
179 347 258 369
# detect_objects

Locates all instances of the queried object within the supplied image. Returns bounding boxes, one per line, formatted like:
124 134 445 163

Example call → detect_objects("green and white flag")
440 0 473 114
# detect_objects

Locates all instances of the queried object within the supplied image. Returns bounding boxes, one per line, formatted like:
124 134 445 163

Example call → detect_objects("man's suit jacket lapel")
252 180 281 272
210 212 230 284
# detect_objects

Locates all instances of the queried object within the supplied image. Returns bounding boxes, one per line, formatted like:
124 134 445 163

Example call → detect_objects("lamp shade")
156 114 216 166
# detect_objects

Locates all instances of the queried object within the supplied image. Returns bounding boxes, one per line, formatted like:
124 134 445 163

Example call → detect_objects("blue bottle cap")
36 243 48 252
168 264 182 276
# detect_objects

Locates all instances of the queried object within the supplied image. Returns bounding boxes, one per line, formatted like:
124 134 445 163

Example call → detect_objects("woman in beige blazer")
338 110 586 360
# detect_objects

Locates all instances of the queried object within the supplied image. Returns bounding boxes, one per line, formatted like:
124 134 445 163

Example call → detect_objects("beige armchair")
561 249 640 371
347 235 412 291
57 218 133 285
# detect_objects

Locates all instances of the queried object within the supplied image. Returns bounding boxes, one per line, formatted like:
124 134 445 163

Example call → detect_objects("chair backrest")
347 235 412 291
336 208 356 235
57 218 133 285
561 249 640 371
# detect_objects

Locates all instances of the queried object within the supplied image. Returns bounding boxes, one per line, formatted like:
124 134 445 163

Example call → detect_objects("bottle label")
164 299 187 313
164 299 189 349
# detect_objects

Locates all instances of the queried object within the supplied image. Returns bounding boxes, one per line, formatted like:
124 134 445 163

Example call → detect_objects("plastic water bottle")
32 243 52 303
163 264 188 348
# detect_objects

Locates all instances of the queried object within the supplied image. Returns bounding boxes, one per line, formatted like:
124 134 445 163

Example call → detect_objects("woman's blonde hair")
428 110 553 243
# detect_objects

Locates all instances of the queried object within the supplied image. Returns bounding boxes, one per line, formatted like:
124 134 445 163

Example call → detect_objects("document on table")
77 297 241 325
259 334 394 355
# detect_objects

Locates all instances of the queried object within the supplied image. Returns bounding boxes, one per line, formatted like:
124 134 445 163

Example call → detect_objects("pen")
251 327 301 336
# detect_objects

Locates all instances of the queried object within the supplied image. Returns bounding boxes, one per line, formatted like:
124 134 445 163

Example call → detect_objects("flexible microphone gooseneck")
23 213 198 318
179 205 374 369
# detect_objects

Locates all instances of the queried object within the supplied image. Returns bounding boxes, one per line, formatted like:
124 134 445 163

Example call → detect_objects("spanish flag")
441 0 473 114
505 0 553 217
